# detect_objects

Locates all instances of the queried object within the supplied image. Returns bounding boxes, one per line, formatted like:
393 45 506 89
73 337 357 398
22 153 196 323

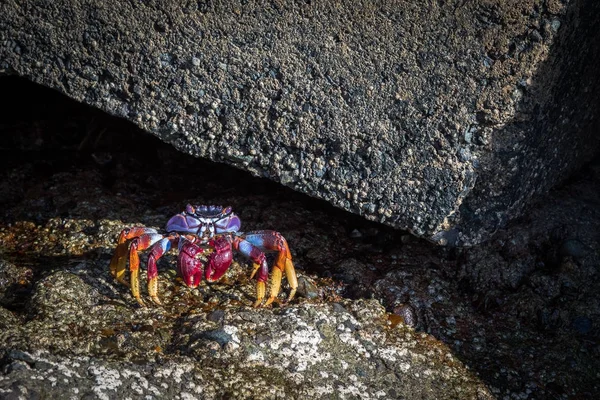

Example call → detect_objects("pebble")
296 276 320 299
350 229 362 238
393 304 418 328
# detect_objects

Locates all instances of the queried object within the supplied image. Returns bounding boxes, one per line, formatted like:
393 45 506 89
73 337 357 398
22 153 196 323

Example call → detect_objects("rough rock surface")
1 0 598 245
0 270 491 399
0 77 599 399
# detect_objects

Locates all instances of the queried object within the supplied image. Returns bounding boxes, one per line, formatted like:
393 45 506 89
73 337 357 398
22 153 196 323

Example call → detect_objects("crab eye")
196 205 208 215
222 206 232 215
186 204 195 214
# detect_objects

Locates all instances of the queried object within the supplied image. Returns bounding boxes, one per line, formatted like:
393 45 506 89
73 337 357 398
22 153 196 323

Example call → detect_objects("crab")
109 205 298 307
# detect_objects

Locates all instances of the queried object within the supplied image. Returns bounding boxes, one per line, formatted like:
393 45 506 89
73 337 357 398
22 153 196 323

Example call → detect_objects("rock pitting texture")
1 0 599 244
0 90 598 398
0 265 493 399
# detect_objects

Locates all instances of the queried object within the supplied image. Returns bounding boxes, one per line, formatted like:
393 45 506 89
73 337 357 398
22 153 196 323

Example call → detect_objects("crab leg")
146 235 178 305
109 227 158 285
233 237 269 307
243 230 298 306
128 233 164 306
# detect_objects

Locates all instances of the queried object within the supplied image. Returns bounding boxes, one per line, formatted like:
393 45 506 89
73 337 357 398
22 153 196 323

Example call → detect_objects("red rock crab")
109 205 297 307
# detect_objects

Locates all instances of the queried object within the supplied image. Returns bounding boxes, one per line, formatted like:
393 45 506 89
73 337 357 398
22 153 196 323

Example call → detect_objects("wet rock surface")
0 80 599 398
1 1 599 244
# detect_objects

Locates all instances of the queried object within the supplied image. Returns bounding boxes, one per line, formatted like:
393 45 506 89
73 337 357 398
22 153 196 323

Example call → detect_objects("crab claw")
205 236 233 282
178 240 204 288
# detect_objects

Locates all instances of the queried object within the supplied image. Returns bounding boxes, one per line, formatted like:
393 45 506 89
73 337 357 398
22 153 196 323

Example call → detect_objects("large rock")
1 0 598 244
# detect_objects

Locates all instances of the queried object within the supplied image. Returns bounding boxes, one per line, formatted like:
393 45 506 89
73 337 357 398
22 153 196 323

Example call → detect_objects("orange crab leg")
109 227 158 285
128 233 163 306
237 230 298 307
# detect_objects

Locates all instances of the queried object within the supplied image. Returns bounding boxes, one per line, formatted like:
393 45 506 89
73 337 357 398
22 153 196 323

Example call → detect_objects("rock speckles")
1 1 599 244
0 82 599 398
1 283 492 399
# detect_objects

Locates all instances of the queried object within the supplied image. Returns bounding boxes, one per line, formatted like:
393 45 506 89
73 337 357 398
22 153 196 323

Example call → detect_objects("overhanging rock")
1 0 598 245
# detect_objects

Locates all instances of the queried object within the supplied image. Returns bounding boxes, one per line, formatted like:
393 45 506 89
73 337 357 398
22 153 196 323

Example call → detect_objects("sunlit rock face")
1 0 598 244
